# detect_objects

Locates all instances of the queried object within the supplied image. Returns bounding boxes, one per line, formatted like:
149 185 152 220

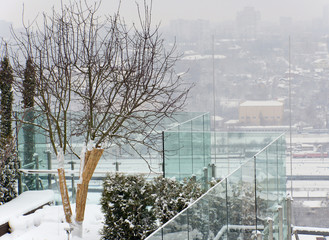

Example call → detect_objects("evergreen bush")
100 174 204 240
0 57 14 141
0 57 18 204
101 173 156 240
151 176 204 225
22 57 36 190
0 141 19 204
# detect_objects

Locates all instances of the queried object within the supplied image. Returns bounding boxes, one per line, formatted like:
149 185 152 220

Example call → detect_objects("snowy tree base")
72 221 83 238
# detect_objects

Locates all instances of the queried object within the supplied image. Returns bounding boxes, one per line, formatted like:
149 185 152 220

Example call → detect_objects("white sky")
0 0 328 27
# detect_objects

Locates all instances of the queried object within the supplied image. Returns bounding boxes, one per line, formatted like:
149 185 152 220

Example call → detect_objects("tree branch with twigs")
10 0 191 235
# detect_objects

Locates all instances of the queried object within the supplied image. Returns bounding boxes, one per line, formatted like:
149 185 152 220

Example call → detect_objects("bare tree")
11 0 190 235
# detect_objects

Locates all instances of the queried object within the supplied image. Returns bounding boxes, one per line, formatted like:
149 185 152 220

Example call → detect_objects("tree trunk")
74 148 104 237
57 168 72 223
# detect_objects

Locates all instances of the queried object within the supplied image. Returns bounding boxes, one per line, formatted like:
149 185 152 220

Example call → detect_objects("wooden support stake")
82 148 104 182
75 148 104 222
75 183 89 222
58 168 72 223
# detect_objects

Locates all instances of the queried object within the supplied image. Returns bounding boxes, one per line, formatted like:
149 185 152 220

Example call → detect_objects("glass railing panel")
227 166 241 240
212 132 282 179
278 135 287 238
171 113 209 133
164 131 211 182
227 162 257 240
163 131 180 179
147 229 162 240
203 113 211 132
148 133 286 240
278 135 286 200
179 130 193 181
271 209 280 240
191 115 201 132
153 209 189 240
207 180 228 240
256 134 286 240
212 132 228 178
204 131 212 181
146 178 228 240
255 148 270 231
187 197 210 239
188 185 228 240
191 131 210 179
241 159 257 237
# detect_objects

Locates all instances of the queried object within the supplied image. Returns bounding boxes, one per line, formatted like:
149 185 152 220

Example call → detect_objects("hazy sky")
0 0 328 27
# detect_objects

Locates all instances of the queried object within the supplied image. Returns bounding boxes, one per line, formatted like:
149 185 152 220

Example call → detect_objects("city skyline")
0 0 328 28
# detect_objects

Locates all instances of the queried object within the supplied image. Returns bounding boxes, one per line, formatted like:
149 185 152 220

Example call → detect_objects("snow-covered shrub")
100 174 204 240
0 142 19 205
0 57 18 205
151 176 204 225
101 173 156 240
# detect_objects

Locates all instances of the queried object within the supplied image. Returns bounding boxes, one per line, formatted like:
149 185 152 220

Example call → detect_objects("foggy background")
2 0 329 230
1 0 329 130
0 0 328 27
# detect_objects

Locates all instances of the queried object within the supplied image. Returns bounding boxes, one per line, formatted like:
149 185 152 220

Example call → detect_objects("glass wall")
212 132 283 178
16 111 208 202
163 113 211 182
164 118 283 185
146 133 286 240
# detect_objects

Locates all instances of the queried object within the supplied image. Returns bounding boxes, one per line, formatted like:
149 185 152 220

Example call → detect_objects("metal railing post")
203 167 208 190
252 230 262 240
162 131 165 178
191 175 196 182
286 195 293 240
257 231 262 240
278 206 283 240
210 163 216 179
68 161 76 201
267 218 273 240
34 154 39 190
46 150 52 189
113 161 121 172
18 159 22 194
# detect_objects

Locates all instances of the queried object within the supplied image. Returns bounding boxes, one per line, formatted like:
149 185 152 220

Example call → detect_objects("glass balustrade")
147 133 286 240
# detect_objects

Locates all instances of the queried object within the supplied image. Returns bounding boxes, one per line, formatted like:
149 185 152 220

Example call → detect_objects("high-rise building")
236 6 261 39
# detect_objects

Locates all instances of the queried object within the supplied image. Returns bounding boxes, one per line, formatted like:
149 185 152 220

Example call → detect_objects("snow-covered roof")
225 119 239 124
181 54 226 60
240 100 283 107
211 116 224 121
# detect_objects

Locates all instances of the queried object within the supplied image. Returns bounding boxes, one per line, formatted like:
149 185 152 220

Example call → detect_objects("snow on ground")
0 190 54 226
293 234 329 240
1 204 103 240
0 190 104 240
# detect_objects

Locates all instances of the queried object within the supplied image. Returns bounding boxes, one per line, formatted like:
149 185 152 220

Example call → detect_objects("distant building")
239 100 284 126
211 116 224 130
236 6 261 39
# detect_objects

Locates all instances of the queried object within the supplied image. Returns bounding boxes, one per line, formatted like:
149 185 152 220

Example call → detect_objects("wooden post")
58 168 72 223
75 148 104 222
75 183 89 222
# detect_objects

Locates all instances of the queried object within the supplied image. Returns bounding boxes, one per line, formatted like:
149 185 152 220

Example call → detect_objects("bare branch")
11 0 191 160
